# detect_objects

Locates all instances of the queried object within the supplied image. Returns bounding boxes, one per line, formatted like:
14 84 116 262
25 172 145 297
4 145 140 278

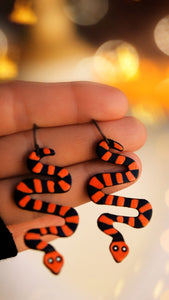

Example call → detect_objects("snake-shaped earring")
14 124 79 274
87 120 153 263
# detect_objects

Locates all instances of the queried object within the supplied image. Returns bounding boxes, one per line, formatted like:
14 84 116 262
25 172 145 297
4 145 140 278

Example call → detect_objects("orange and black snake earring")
14 124 79 274
87 120 153 263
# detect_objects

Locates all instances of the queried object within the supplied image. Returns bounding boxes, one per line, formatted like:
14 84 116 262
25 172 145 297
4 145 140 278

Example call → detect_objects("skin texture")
0 81 146 252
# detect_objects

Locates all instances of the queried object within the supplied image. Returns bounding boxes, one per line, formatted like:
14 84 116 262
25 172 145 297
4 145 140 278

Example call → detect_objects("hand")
0 81 146 252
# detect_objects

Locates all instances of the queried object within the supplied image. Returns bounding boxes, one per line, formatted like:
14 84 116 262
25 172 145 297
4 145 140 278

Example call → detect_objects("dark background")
1 0 169 57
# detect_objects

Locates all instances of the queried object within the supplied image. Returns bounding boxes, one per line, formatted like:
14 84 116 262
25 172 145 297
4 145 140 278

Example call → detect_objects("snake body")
14 147 79 274
87 139 152 263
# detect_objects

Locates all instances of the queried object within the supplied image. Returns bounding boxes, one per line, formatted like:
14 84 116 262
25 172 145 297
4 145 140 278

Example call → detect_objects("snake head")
44 251 64 274
110 241 129 263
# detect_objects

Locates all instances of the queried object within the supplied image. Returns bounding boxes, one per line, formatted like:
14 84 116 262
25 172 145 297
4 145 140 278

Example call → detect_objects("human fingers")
8 215 64 252
0 117 146 179
0 81 128 136
0 152 141 226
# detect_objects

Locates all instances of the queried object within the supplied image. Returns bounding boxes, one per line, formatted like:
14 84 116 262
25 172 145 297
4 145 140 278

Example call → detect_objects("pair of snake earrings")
14 121 153 275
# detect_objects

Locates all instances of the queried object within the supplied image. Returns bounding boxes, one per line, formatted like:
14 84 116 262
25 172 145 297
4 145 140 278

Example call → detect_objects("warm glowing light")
133 260 142 273
114 279 125 298
154 16 169 56
9 0 37 25
153 280 164 299
155 133 169 163
117 46 138 79
64 0 109 26
0 30 18 80
160 229 169 253
93 41 169 122
160 290 169 300
75 57 95 80
131 103 163 125
165 261 169 274
165 190 169 208
105 58 167 123
0 30 8 57
94 40 139 84
0 57 18 80
155 78 169 111
93 42 169 122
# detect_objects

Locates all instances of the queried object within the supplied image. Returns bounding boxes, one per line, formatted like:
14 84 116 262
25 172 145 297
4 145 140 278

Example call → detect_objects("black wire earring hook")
92 119 110 146
33 123 40 156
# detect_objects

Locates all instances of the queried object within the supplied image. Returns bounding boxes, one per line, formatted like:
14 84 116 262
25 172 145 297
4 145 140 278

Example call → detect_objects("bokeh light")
165 261 169 274
160 290 169 300
0 30 18 80
131 103 160 125
0 57 18 79
113 279 125 298
155 78 169 112
153 280 164 299
9 0 37 25
0 30 8 57
154 15 169 56
93 40 139 84
155 134 169 162
64 0 109 26
165 189 169 208
93 40 169 121
99 56 168 123
160 229 169 254
1 2 169 300
133 260 142 273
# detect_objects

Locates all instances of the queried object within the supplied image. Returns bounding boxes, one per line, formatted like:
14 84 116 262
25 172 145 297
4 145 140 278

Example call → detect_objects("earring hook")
33 123 40 156
92 119 110 145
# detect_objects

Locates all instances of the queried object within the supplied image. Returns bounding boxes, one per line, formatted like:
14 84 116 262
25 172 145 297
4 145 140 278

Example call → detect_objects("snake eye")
56 256 62 262
48 257 54 264
113 245 119 251
122 246 127 252
110 241 129 262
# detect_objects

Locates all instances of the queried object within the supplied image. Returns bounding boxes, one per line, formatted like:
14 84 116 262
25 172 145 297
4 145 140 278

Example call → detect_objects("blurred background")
0 1 169 299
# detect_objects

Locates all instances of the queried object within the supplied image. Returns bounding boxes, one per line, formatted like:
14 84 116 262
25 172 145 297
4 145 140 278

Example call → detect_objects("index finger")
0 81 128 135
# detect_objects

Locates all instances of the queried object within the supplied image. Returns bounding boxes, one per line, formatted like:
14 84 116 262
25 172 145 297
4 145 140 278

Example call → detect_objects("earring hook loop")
33 123 40 156
92 119 110 146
